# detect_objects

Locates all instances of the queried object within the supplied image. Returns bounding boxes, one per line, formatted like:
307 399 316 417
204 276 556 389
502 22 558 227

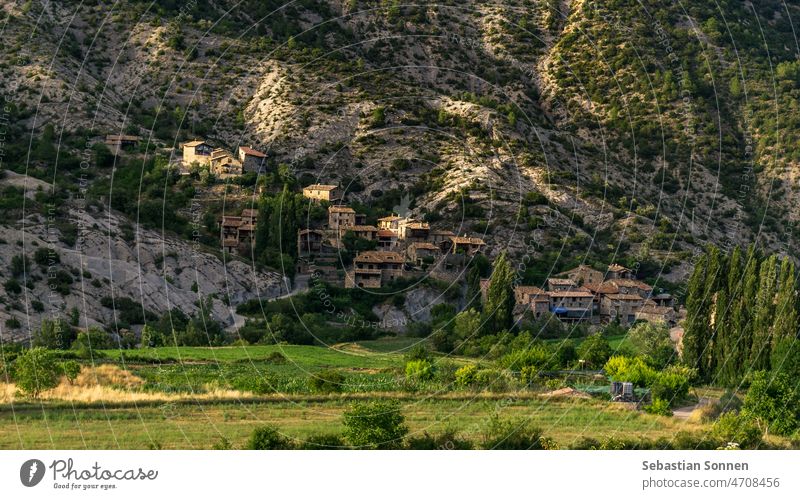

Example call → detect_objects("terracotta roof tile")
239 146 266 158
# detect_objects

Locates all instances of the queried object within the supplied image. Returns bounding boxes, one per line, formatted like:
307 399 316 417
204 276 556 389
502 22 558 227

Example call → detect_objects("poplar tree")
254 195 273 254
712 287 729 384
749 254 778 372
737 244 760 378
466 265 483 312
702 245 724 378
682 253 708 373
717 245 743 386
769 258 798 373
270 185 299 256
772 257 798 346
485 252 515 333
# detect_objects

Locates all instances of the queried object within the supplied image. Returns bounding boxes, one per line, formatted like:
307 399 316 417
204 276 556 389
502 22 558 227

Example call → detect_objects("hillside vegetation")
2 1 800 273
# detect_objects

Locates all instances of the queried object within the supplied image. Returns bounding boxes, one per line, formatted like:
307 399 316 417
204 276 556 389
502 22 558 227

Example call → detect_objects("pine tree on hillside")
749 254 778 372
485 252 515 334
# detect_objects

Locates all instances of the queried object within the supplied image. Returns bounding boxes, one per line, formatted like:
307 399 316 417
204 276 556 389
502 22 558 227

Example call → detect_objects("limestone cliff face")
371 286 450 333
0 205 284 340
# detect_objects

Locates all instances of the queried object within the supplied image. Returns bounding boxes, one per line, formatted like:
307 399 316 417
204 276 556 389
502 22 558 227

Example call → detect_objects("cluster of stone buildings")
511 264 679 326
210 177 679 328
182 139 267 176
297 185 486 288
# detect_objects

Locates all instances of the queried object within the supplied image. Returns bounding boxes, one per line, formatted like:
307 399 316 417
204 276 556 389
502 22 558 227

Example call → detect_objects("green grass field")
102 343 405 368
91 342 412 394
544 333 633 351
0 396 705 450
0 339 754 450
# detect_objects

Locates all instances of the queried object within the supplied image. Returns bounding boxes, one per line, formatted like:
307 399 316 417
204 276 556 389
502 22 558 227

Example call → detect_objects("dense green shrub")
627 322 675 367
238 321 265 344
265 352 288 364
48 270 74 295
454 364 478 387
474 368 514 392
99 296 156 325
33 247 59 267
72 327 114 351
603 356 657 386
139 325 163 348
406 429 474 450
246 425 294 450
644 398 672 416
405 359 434 382
4 278 21 295
33 319 75 350
499 345 552 371
480 415 554 450
650 371 690 404
577 333 612 368
231 375 273 394
308 369 345 393
743 371 799 436
211 437 232 450
60 360 81 384
712 412 763 449
403 343 432 362
342 401 408 449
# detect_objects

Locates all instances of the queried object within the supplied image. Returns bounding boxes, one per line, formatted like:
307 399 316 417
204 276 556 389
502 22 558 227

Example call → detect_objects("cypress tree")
485 252 515 333
749 254 778 372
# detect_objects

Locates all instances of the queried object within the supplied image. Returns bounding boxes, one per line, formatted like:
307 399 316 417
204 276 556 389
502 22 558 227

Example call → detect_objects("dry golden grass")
73 364 145 389
0 383 14 403
0 365 253 404
0 382 253 404
687 403 722 423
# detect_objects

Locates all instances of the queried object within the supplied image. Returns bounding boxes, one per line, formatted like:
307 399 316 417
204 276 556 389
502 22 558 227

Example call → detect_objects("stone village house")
238 146 267 173
220 209 258 256
303 184 343 203
346 251 405 288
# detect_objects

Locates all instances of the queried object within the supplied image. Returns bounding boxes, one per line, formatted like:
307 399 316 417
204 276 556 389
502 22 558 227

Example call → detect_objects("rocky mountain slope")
0 172 285 340
2 0 800 334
